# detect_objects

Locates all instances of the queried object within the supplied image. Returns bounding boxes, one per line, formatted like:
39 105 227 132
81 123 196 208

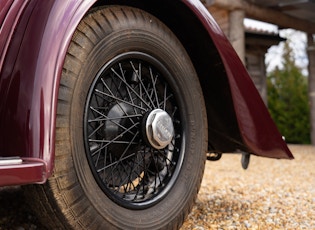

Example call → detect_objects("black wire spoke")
130 61 157 109
98 151 137 173
101 74 146 123
87 121 105 139
89 122 139 157
156 148 176 166
114 161 131 190
89 106 136 136
98 129 140 173
115 159 141 194
93 142 103 168
84 53 183 207
99 76 118 100
149 68 160 108
118 63 139 116
144 85 159 110
89 139 138 145
162 83 171 111
111 67 152 110
90 142 103 163
111 73 125 100
157 94 173 109
107 72 139 126
109 131 140 176
88 114 142 123
152 161 163 188
95 89 147 111
171 106 178 118
95 89 147 112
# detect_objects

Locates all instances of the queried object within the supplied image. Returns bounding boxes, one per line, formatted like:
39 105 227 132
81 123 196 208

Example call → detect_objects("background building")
203 0 315 144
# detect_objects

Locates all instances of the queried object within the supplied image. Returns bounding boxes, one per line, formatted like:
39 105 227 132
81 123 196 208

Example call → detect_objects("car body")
0 0 293 229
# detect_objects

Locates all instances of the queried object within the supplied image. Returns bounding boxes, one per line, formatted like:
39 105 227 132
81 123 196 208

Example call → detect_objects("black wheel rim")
84 52 184 209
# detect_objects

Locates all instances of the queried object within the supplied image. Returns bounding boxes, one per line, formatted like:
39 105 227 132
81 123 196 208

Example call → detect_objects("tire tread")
25 5 207 230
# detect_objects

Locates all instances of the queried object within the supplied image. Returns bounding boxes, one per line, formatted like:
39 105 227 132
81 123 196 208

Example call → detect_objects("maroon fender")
0 0 95 179
184 0 293 159
0 0 293 186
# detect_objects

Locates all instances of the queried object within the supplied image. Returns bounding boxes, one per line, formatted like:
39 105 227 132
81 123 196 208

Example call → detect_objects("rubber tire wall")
25 6 208 230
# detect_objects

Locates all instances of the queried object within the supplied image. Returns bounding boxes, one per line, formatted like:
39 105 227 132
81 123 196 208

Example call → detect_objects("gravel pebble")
181 145 315 230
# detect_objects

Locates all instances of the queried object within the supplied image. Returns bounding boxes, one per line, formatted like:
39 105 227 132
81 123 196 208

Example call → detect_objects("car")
0 0 294 229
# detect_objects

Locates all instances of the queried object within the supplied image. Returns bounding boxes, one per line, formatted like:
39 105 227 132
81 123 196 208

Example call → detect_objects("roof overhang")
204 0 315 33
251 0 315 23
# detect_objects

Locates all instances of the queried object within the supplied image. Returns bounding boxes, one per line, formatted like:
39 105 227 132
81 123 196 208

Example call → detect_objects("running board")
0 157 46 186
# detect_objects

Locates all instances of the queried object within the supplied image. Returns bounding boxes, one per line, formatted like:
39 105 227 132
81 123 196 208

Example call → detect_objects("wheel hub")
145 109 174 149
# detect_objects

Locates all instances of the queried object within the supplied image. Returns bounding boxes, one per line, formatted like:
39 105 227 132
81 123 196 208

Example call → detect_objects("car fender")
0 0 293 182
0 0 95 177
183 0 293 159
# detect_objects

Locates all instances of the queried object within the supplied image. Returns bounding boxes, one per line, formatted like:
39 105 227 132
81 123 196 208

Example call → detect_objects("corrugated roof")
244 19 279 35
245 26 277 35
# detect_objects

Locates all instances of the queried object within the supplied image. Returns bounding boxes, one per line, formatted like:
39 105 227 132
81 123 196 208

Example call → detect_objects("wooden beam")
205 0 315 34
308 34 315 144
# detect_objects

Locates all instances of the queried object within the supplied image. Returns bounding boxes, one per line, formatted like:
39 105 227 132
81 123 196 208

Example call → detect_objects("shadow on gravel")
0 187 46 230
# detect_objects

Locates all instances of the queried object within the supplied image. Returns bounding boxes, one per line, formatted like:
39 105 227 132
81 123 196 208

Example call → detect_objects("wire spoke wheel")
27 6 207 229
84 52 183 209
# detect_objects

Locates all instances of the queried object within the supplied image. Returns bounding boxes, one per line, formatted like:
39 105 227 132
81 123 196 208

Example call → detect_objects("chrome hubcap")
145 109 174 149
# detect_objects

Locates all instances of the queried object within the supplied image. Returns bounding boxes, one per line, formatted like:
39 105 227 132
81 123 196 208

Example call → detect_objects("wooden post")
229 9 245 64
308 34 315 145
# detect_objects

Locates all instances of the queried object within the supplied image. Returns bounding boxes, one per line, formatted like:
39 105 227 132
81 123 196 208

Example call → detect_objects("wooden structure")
204 0 315 144
206 6 284 104
245 29 285 104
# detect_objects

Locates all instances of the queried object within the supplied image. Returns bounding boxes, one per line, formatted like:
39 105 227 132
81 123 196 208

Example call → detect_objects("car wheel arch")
0 0 242 177
91 0 244 153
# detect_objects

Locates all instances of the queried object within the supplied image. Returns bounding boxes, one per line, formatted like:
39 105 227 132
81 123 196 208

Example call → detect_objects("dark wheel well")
92 0 243 152
26 5 208 229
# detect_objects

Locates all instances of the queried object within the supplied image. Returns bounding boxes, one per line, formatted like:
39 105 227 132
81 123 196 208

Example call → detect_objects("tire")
26 6 207 230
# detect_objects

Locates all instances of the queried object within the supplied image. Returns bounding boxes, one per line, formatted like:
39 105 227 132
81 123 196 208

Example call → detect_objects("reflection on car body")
0 0 293 229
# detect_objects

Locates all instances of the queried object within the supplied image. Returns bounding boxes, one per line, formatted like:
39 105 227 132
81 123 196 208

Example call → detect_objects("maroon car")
0 0 293 229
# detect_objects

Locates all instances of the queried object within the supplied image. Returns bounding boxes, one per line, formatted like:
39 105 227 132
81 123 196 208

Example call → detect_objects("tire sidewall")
67 8 206 229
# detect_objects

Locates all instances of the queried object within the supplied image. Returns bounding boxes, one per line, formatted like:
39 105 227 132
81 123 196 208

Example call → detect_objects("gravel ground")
181 145 315 230
0 186 46 230
0 145 314 229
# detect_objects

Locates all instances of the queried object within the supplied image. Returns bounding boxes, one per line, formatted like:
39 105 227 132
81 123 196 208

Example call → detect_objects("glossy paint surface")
0 0 293 186
0 158 46 186
183 0 293 159
0 0 95 177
